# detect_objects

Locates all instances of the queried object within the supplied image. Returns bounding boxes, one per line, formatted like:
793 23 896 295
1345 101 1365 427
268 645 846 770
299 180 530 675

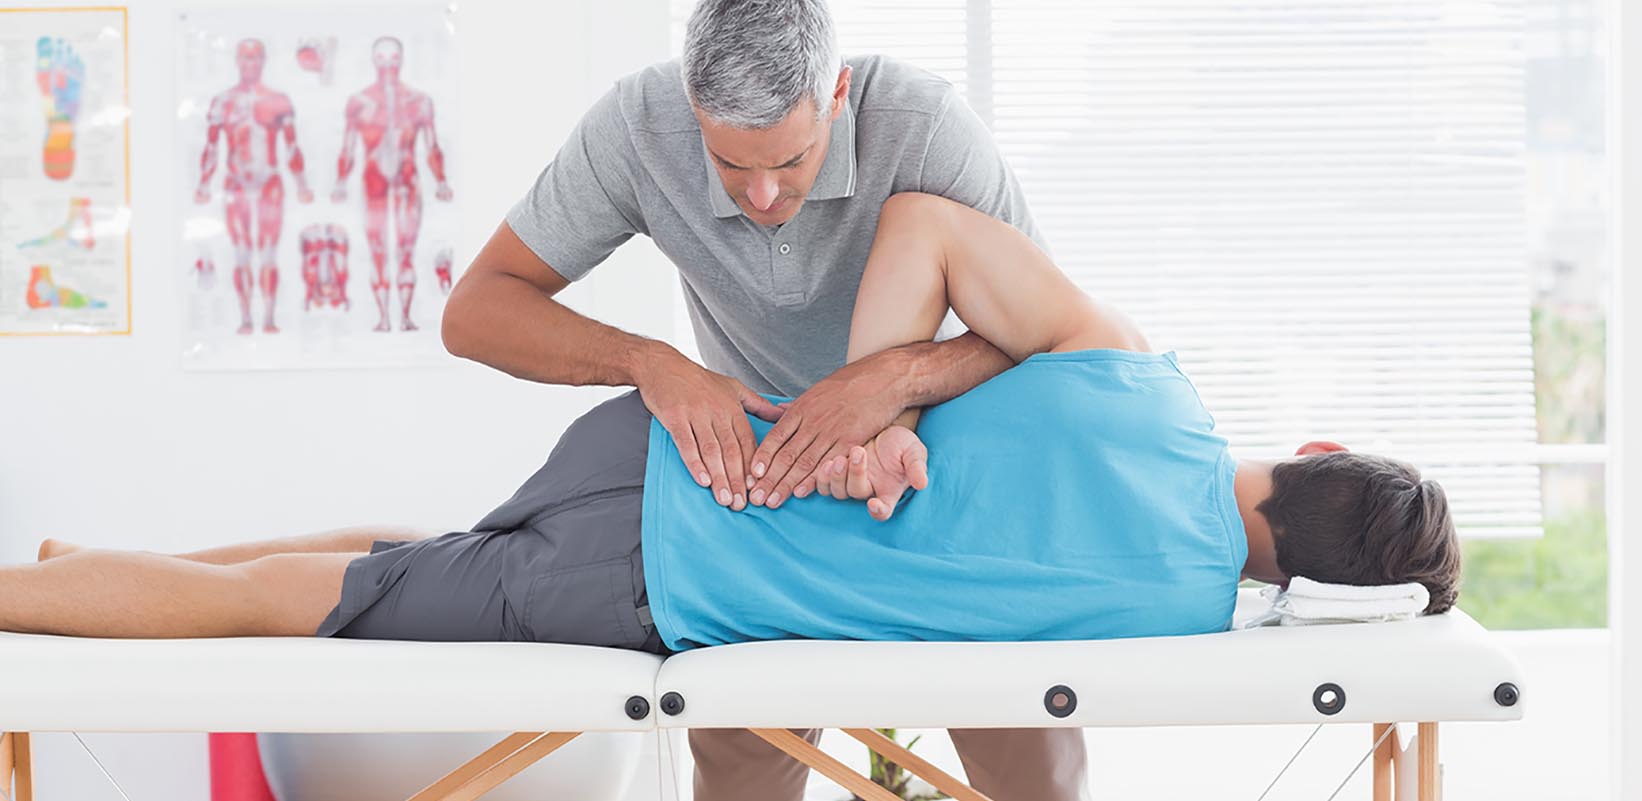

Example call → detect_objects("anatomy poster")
0 7 131 335
176 4 459 369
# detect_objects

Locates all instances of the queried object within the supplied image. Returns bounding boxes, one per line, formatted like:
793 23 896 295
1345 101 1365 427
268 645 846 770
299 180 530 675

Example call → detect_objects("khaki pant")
689 727 1090 801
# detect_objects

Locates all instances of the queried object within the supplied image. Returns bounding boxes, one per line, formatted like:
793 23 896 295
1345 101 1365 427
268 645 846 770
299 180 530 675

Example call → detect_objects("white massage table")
0 590 1522 801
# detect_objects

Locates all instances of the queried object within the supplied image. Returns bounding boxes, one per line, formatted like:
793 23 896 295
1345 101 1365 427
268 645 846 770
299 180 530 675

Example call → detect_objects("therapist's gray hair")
682 0 840 129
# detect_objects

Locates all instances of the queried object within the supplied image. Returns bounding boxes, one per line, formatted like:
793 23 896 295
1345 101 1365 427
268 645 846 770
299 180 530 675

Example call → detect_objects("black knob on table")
1312 683 1346 716
1044 684 1078 718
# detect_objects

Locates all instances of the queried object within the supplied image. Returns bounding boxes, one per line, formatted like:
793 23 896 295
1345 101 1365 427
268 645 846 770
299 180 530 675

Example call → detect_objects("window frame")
1606 0 1639 795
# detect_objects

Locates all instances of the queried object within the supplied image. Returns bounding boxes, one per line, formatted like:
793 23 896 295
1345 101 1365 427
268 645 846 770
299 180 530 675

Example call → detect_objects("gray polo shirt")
507 55 1042 397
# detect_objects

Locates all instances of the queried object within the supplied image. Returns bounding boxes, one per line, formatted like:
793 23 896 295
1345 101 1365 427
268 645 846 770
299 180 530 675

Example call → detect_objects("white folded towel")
1240 576 1430 629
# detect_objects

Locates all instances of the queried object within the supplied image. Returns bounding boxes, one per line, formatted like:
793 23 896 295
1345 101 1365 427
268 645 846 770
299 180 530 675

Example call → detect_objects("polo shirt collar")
704 99 858 219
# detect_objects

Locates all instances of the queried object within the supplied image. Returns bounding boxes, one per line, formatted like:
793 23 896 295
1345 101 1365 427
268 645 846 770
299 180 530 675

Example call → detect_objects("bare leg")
0 549 354 638
174 525 434 564
38 525 436 564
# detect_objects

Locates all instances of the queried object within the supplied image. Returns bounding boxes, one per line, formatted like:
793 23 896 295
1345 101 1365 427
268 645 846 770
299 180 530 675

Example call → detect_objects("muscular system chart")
177 4 459 369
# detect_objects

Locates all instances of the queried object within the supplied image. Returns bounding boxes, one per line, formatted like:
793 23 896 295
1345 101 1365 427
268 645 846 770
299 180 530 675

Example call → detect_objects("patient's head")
1256 445 1461 614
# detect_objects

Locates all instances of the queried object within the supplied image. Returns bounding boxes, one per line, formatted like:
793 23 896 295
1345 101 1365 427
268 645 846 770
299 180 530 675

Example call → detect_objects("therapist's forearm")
443 270 667 387
888 331 1014 429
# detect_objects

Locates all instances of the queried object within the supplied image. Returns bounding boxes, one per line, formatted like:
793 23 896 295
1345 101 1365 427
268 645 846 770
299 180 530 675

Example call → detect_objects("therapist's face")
695 67 851 227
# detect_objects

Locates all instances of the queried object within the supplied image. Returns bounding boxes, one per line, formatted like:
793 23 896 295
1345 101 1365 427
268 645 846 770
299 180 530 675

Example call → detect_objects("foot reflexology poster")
176 4 460 369
0 7 131 335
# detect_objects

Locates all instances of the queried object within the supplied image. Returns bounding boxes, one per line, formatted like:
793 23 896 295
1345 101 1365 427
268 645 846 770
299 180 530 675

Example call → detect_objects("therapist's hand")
748 350 911 510
814 424 929 521
635 347 783 512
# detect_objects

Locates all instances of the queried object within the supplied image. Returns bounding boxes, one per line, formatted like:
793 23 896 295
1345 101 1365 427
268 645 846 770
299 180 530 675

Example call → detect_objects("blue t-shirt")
641 349 1247 651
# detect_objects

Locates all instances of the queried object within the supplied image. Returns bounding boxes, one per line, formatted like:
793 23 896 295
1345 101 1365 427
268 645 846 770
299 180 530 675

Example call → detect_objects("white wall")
0 1 672 799
1 0 672 562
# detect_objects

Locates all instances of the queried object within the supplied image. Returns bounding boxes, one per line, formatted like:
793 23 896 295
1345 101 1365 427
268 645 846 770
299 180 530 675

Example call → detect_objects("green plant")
1444 299 1609 631
1459 508 1608 629
1530 305 1606 444
852 728 949 801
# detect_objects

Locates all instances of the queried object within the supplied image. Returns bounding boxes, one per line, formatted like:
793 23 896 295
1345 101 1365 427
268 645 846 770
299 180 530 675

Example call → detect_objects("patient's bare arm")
807 192 1150 510
847 192 1148 368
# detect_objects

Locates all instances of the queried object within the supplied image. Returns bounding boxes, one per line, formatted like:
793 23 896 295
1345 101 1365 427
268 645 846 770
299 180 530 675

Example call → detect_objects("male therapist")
441 0 1090 798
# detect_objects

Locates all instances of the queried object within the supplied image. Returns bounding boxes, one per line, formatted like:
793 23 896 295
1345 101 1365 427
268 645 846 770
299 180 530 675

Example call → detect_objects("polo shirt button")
778 243 792 255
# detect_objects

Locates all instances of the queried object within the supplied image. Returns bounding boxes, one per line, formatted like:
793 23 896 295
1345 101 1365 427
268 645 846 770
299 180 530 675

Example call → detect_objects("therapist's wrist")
853 346 919 413
622 337 683 389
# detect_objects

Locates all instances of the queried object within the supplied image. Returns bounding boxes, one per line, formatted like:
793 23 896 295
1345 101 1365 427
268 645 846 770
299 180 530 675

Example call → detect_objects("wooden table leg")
439 732 579 801
11 733 29 801
406 732 544 801
1373 723 1394 801
404 731 580 801
749 728 902 801
842 728 995 801
1 732 13 801
1418 722 1439 801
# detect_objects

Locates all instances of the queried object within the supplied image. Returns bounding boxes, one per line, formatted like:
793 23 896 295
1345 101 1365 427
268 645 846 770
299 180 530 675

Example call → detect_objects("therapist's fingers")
749 412 801 482
739 388 784 423
798 458 835 500
798 447 843 499
666 422 711 490
693 419 733 507
755 430 824 507
772 441 843 508
715 417 748 511
733 413 760 492
792 473 818 499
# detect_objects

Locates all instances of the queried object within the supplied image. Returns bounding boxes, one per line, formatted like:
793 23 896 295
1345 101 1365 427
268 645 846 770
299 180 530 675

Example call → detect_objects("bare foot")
37 538 83 561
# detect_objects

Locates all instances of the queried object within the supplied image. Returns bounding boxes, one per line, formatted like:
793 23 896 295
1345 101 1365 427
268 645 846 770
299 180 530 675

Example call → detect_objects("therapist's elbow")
441 280 483 359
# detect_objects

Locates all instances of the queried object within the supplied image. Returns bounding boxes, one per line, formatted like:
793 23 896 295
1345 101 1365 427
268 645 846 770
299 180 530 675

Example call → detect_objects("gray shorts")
314 390 671 655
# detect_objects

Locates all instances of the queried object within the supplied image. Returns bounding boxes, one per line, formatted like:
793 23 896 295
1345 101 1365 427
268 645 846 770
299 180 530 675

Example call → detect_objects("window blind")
670 0 1541 538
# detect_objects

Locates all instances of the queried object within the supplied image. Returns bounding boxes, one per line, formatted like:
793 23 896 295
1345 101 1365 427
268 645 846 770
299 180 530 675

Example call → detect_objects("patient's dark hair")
1257 452 1461 614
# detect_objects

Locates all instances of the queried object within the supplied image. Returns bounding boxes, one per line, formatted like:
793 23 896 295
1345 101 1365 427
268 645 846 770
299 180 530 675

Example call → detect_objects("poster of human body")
0 7 131 335
177 4 458 368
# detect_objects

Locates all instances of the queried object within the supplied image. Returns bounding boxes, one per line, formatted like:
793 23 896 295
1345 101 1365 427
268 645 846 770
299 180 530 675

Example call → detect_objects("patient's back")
641 348 1246 651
